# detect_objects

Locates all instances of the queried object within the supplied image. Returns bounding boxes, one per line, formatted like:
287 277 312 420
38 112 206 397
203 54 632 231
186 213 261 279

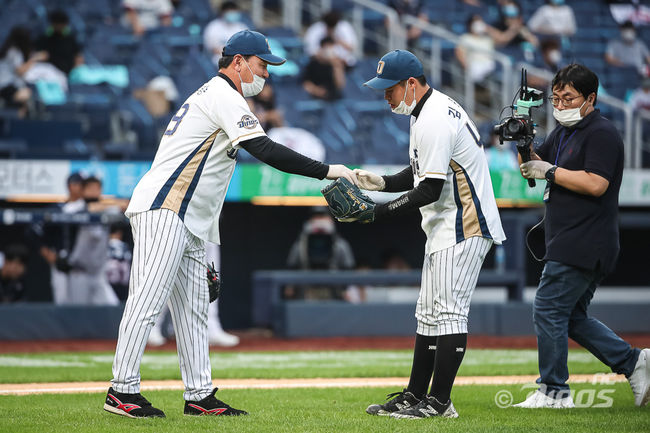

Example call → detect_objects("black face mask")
84 197 100 203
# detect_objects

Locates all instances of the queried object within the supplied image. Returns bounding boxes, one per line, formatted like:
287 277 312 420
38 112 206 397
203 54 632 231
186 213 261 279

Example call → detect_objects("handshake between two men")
321 168 386 224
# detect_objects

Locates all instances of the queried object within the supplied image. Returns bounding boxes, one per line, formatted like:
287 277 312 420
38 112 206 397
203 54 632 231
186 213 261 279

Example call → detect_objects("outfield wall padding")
0 302 648 340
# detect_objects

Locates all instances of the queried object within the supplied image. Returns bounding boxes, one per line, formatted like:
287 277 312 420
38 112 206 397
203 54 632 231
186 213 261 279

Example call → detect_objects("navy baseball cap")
223 30 286 65
364 50 424 90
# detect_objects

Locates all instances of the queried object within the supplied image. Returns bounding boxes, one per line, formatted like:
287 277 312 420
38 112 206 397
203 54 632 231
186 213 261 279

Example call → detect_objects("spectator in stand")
605 20 650 76
539 38 564 73
528 0 577 38
248 81 283 130
247 83 325 161
528 39 565 90
35 9 84 76
456 15 497 83
629 76 650 111
387 0 430 49
304 10 358 68
0 27 47 117
203 1 249 66
122 0 173 36
0 244 29 303
495 0 539 53
302 36 346 101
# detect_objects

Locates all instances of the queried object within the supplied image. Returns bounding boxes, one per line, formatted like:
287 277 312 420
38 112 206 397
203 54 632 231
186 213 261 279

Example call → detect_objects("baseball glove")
321 178 376 223
206 262 221 303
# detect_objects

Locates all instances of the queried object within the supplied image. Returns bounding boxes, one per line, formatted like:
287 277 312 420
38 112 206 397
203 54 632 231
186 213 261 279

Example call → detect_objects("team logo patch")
237 115 259 129
377 60 385 75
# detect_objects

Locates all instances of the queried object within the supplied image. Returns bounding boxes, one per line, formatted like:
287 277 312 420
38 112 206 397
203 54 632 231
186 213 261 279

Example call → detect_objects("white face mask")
553 100 587 127
239 59 265 97
471 20 487 35
391 83 416 115
548 49 562 65
621 29 636 42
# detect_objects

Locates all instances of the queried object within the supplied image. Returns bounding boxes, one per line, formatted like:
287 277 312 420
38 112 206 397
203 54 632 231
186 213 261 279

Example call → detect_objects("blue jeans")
533 261 640 396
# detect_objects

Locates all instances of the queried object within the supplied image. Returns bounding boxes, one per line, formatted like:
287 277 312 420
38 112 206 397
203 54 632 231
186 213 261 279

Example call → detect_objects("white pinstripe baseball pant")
111 209 212 401
416 236 493 336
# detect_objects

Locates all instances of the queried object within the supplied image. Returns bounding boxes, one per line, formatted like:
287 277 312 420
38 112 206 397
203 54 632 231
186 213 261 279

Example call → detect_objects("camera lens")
506 119 525 134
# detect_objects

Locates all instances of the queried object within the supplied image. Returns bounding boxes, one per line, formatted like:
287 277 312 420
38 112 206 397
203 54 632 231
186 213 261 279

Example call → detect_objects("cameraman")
285 207 355 299
516 64 649 408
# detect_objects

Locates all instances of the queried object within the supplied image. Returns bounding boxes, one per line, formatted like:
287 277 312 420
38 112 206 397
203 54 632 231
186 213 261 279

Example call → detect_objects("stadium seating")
0 0 642 164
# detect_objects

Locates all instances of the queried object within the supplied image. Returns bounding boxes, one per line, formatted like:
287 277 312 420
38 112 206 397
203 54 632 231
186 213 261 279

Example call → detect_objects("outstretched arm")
354 166 414 192
240 136 357 184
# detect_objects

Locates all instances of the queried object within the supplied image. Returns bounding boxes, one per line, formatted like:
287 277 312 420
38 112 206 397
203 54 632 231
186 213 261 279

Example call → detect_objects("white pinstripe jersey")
126 75 265 244
409 88 506 254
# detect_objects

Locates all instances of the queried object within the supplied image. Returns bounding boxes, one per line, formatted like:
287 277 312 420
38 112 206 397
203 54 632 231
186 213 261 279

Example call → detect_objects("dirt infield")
1 334 649 353
0 374 627 396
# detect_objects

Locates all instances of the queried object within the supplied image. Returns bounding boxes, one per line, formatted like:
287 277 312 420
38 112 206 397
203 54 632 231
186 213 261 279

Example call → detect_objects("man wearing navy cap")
105 29 356 419
354 50 505 419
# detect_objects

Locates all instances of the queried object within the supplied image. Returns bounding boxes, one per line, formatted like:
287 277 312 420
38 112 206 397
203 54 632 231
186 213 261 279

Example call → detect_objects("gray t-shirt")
606 38 650 72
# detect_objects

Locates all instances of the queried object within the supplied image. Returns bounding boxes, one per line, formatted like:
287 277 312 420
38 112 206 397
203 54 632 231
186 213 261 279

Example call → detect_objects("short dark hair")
218 54 252 70
466 14 481 29
48 9 69 25
82 176 102 188
400 76 427 86
322 10 341 28
551 63 598 106
221 1 239 12
3 244 28 264
540 38 560 52
67 172 84 185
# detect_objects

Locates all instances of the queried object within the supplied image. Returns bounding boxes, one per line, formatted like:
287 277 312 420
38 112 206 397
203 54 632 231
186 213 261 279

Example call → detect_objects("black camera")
494 69 544 187
493 117 536 142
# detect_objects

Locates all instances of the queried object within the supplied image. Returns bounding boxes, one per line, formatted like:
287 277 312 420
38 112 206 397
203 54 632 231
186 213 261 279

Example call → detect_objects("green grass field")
1 349 648 433
0 349 612 383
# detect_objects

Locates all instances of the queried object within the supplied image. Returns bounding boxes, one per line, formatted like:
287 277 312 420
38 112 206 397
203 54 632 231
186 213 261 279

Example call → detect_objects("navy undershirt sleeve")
240 136 329 179
382 166 415 192
374 178 444 220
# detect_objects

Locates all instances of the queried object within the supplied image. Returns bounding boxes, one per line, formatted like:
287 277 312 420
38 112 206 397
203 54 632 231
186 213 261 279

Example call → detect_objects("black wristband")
545 165 558 183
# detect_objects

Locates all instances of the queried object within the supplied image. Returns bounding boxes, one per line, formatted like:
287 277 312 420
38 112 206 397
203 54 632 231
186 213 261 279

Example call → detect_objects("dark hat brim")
363 76 400 90
257 53 286 66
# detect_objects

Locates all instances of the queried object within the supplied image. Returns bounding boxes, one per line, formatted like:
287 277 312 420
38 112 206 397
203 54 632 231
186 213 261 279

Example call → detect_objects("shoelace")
385 390 407 401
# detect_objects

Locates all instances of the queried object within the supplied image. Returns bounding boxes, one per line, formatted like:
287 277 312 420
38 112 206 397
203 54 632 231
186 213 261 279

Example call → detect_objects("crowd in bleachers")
0 0 648 164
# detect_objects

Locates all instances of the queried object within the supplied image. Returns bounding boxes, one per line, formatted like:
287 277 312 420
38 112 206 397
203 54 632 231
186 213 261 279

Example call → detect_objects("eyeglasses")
547 95 583 107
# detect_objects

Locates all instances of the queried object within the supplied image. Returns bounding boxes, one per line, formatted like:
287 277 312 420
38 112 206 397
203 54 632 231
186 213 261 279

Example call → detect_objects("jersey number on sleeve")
164 103 190 136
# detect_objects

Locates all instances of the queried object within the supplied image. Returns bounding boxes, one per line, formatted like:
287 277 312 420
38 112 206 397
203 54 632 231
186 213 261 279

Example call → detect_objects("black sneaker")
365 389 421 416
390 395 458 419
184 388 248 416
104 387 165 418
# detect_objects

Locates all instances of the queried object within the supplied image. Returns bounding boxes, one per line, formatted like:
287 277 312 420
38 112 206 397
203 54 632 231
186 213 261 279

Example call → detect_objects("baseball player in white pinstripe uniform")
104 30 356 418
353 50 506 419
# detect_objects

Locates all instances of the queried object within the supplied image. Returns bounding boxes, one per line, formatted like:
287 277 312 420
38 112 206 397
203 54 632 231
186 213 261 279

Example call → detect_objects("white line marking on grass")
0 374 626 396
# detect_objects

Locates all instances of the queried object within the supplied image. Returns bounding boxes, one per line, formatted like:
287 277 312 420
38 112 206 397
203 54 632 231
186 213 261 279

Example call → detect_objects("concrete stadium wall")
1 302 649 340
